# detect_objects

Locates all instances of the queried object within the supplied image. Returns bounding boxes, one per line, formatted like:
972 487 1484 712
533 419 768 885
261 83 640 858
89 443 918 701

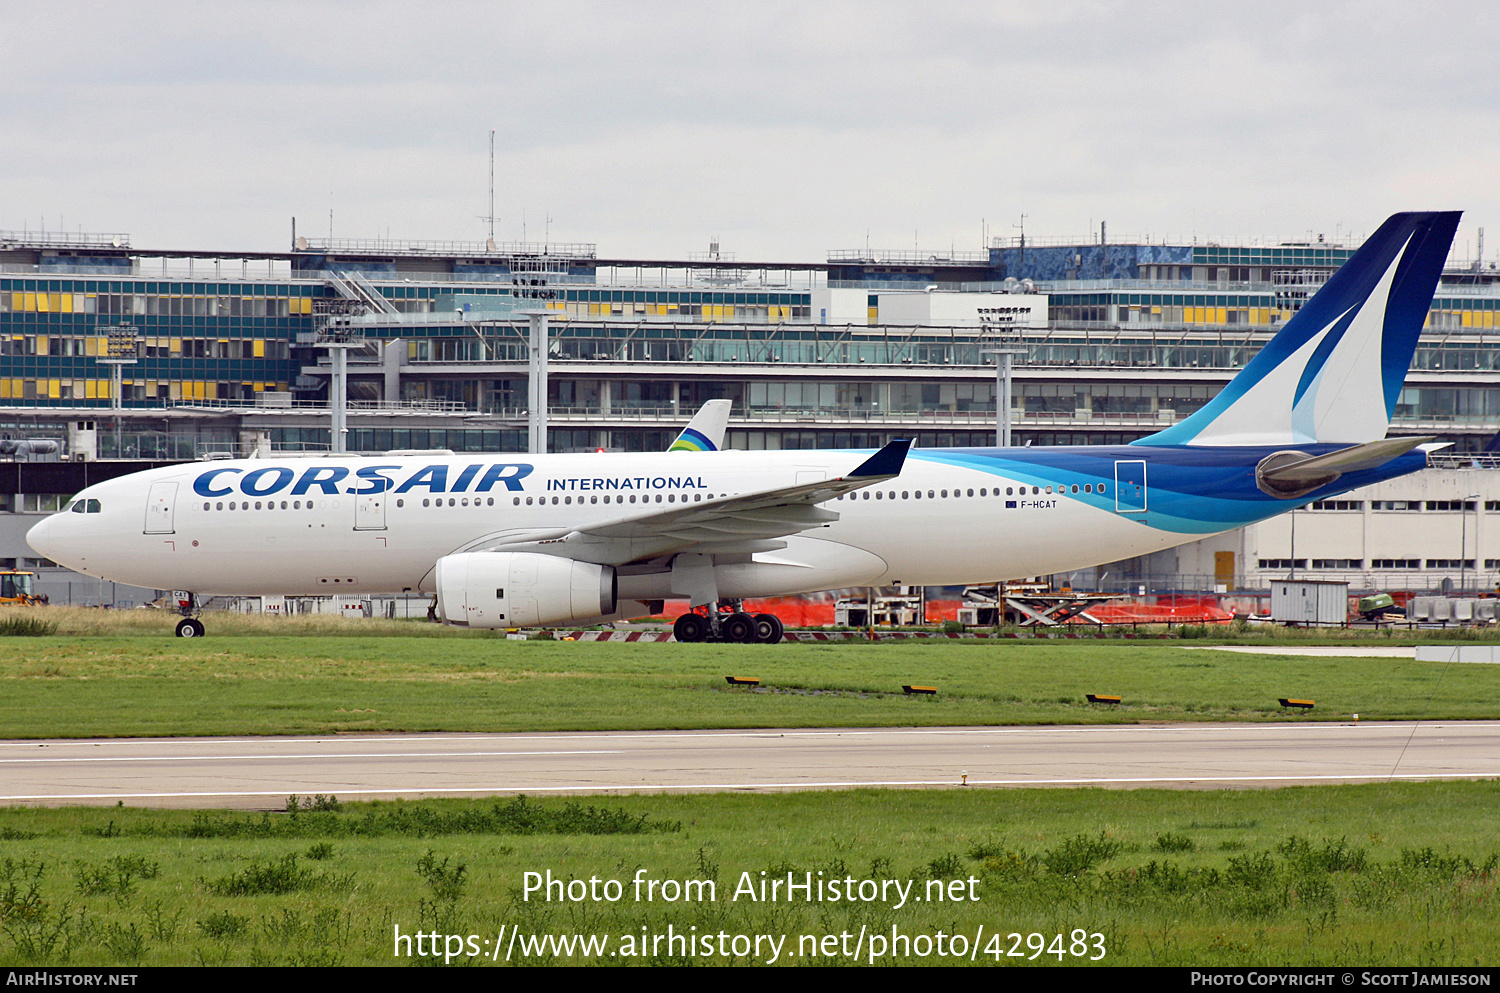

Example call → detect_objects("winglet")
848 438 911 478
668 399 732 452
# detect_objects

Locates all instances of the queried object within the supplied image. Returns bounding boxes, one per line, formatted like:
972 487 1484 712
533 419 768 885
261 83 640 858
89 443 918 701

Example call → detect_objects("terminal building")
3 223 1499 606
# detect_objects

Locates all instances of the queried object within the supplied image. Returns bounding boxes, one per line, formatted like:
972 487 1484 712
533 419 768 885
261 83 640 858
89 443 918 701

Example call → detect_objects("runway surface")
3 721 1499 808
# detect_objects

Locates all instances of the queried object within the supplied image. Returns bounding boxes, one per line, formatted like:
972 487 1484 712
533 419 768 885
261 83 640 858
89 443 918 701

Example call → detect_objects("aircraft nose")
26 514 60 561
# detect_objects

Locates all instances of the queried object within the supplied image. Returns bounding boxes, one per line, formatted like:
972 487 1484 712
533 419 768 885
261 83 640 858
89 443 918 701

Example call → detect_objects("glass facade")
3 237 1499 454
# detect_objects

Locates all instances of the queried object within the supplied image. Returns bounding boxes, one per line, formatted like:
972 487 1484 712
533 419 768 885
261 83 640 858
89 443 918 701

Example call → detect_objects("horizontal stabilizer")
1260 436 1431 482
1255 436 1429 498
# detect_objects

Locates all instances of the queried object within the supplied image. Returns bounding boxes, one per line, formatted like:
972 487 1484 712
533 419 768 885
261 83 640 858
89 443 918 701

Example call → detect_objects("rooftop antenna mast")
479 130 499 245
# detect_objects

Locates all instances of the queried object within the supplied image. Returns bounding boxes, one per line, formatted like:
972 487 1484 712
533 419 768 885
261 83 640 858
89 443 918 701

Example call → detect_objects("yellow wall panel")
48 380 60 398
252 339 265 357
0 380 9 399
1461 311 1473 327
170 339 182 354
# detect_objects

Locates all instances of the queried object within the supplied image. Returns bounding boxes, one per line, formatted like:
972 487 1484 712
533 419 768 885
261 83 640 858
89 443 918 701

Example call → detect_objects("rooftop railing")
0 230 131 249
297 237 596 258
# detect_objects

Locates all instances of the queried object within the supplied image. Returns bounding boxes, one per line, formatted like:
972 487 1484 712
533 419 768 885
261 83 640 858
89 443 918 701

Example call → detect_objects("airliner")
27 212 1461 642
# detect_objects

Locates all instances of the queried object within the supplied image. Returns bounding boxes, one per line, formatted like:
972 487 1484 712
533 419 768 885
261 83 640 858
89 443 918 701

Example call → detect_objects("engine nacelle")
434 552 616 628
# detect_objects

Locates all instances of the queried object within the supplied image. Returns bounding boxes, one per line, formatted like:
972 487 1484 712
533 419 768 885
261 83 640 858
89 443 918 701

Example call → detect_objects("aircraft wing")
479 439 911 565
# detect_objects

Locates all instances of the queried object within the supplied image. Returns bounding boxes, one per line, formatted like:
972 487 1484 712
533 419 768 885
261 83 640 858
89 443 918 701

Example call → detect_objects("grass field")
1 612 1499 738
1 784 1497 966
2 607 1499 967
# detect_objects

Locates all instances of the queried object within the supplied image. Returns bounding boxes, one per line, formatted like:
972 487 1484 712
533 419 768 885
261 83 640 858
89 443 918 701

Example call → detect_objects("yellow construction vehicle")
0 571 45 606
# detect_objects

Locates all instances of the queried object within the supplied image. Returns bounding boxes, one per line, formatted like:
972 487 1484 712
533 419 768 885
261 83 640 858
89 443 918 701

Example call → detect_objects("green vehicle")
1357 593 1404 620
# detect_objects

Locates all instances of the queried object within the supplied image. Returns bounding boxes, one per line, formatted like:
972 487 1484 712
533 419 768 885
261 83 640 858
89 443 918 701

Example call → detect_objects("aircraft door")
354 492 387 530
1113 460 1147 515
144 482 178 534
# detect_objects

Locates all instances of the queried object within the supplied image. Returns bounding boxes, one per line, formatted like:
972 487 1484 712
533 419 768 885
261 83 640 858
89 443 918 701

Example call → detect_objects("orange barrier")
653 594 1234 627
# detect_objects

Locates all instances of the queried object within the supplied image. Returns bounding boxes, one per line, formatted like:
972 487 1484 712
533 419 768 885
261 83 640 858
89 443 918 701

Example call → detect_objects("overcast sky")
4 1 1496 263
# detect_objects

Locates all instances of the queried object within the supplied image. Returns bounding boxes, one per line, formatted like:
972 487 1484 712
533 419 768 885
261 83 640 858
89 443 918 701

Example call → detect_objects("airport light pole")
315 331 362 455
980 344 1026 447
519 309 551 454
95 326 138 457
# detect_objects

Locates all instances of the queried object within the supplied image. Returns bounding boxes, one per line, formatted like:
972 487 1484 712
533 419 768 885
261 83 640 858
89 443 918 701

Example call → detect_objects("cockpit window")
86 499 101 513
66 499 102 514
66 500 82 513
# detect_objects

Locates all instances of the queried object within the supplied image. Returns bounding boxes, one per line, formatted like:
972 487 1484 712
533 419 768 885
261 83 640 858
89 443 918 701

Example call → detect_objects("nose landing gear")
173 592 205 638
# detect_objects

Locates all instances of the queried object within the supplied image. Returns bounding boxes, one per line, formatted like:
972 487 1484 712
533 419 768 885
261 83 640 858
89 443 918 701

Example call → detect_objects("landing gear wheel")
752 613 784 644
722 611 757 644
673 612 709 643
175 618 205 638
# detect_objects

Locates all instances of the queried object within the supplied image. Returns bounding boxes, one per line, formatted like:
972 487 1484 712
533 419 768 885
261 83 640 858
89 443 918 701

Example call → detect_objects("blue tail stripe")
911 446 1427 535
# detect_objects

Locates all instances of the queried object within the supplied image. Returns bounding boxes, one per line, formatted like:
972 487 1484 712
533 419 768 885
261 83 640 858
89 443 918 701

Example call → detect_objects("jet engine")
434 552 616 628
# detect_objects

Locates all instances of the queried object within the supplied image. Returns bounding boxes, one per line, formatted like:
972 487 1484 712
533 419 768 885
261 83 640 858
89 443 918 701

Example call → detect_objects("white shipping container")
1270 580 1349 624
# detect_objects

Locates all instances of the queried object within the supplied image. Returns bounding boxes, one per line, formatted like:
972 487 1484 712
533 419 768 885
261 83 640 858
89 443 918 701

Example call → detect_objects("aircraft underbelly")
850 496 1205 585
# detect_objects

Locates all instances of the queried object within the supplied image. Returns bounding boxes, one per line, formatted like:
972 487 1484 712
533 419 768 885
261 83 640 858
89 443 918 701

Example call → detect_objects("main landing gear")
173 592 205 638
672 601 785 644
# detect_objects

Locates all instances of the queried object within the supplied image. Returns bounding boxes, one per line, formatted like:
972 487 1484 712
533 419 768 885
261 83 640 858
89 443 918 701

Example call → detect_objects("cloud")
3 1 1495 259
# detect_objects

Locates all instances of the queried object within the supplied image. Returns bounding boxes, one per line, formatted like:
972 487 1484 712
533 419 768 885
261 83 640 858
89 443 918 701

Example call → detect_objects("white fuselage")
27 449 1187 599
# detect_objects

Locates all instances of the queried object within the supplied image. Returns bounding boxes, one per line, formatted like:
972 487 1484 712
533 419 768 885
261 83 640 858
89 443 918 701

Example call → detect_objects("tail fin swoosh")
1138 211 1461 448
